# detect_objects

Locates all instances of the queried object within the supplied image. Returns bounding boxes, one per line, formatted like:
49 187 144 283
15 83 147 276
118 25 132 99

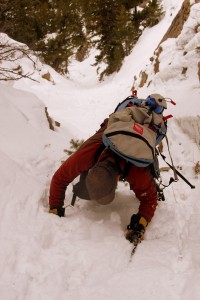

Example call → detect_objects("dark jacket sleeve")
49 119 108 209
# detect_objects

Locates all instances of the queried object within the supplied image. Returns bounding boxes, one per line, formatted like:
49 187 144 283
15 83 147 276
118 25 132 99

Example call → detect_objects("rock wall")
160 0 190 43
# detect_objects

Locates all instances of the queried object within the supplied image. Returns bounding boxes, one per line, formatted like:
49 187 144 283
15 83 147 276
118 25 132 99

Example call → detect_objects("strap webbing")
159 150 195 189
71 193 77 206
165 135 179 182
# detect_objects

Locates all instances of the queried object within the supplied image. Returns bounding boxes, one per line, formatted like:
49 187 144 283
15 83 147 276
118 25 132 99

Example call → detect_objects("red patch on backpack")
133 123 143 135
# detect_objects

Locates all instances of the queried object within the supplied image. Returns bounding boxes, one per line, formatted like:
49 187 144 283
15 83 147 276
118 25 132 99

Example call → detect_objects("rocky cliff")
134 0 200 145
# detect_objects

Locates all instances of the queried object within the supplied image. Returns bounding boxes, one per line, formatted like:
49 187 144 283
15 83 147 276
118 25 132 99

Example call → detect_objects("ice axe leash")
64 185 78 209
70 192 77 206
160 153 195 189
160 136 195 189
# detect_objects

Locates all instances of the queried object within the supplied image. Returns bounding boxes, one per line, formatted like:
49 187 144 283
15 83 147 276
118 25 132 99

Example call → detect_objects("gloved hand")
126 229 143 245
126 214 148 244
49 207 65 217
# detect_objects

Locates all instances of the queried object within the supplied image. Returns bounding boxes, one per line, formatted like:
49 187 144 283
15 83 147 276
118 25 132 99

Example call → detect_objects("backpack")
102 95 167 168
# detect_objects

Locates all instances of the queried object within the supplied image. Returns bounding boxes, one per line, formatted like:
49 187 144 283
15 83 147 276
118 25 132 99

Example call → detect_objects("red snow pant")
49 120 158 222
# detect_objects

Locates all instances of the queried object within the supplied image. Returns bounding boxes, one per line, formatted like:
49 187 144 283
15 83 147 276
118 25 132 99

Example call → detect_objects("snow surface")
0 0 200 299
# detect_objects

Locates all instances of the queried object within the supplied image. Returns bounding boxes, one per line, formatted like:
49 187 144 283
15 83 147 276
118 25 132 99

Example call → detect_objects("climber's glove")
126 214 148 244
49 207 65 217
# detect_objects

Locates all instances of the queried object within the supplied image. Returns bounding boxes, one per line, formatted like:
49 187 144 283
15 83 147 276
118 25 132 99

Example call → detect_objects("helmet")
146 93 167 114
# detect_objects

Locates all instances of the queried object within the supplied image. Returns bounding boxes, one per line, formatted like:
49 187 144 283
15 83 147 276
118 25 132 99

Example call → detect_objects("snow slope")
0 0 200 299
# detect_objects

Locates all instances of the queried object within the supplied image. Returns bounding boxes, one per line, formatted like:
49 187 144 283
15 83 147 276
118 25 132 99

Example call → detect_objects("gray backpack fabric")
102 104 166 167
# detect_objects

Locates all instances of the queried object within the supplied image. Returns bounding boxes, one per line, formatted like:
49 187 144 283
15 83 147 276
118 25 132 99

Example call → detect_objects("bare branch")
0 35 39 81
0 67 39 82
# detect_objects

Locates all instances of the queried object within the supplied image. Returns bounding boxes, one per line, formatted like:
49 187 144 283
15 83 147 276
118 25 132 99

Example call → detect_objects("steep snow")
0 0 200 300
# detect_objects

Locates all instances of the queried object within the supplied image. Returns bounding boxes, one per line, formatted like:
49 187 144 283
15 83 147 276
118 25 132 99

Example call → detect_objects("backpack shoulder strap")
120 161 132 181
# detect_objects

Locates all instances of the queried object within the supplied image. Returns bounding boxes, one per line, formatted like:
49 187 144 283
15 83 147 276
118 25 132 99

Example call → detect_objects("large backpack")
102 95 167 168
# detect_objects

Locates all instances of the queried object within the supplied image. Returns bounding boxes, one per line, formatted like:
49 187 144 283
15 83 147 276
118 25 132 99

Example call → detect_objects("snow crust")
0 1 200 299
